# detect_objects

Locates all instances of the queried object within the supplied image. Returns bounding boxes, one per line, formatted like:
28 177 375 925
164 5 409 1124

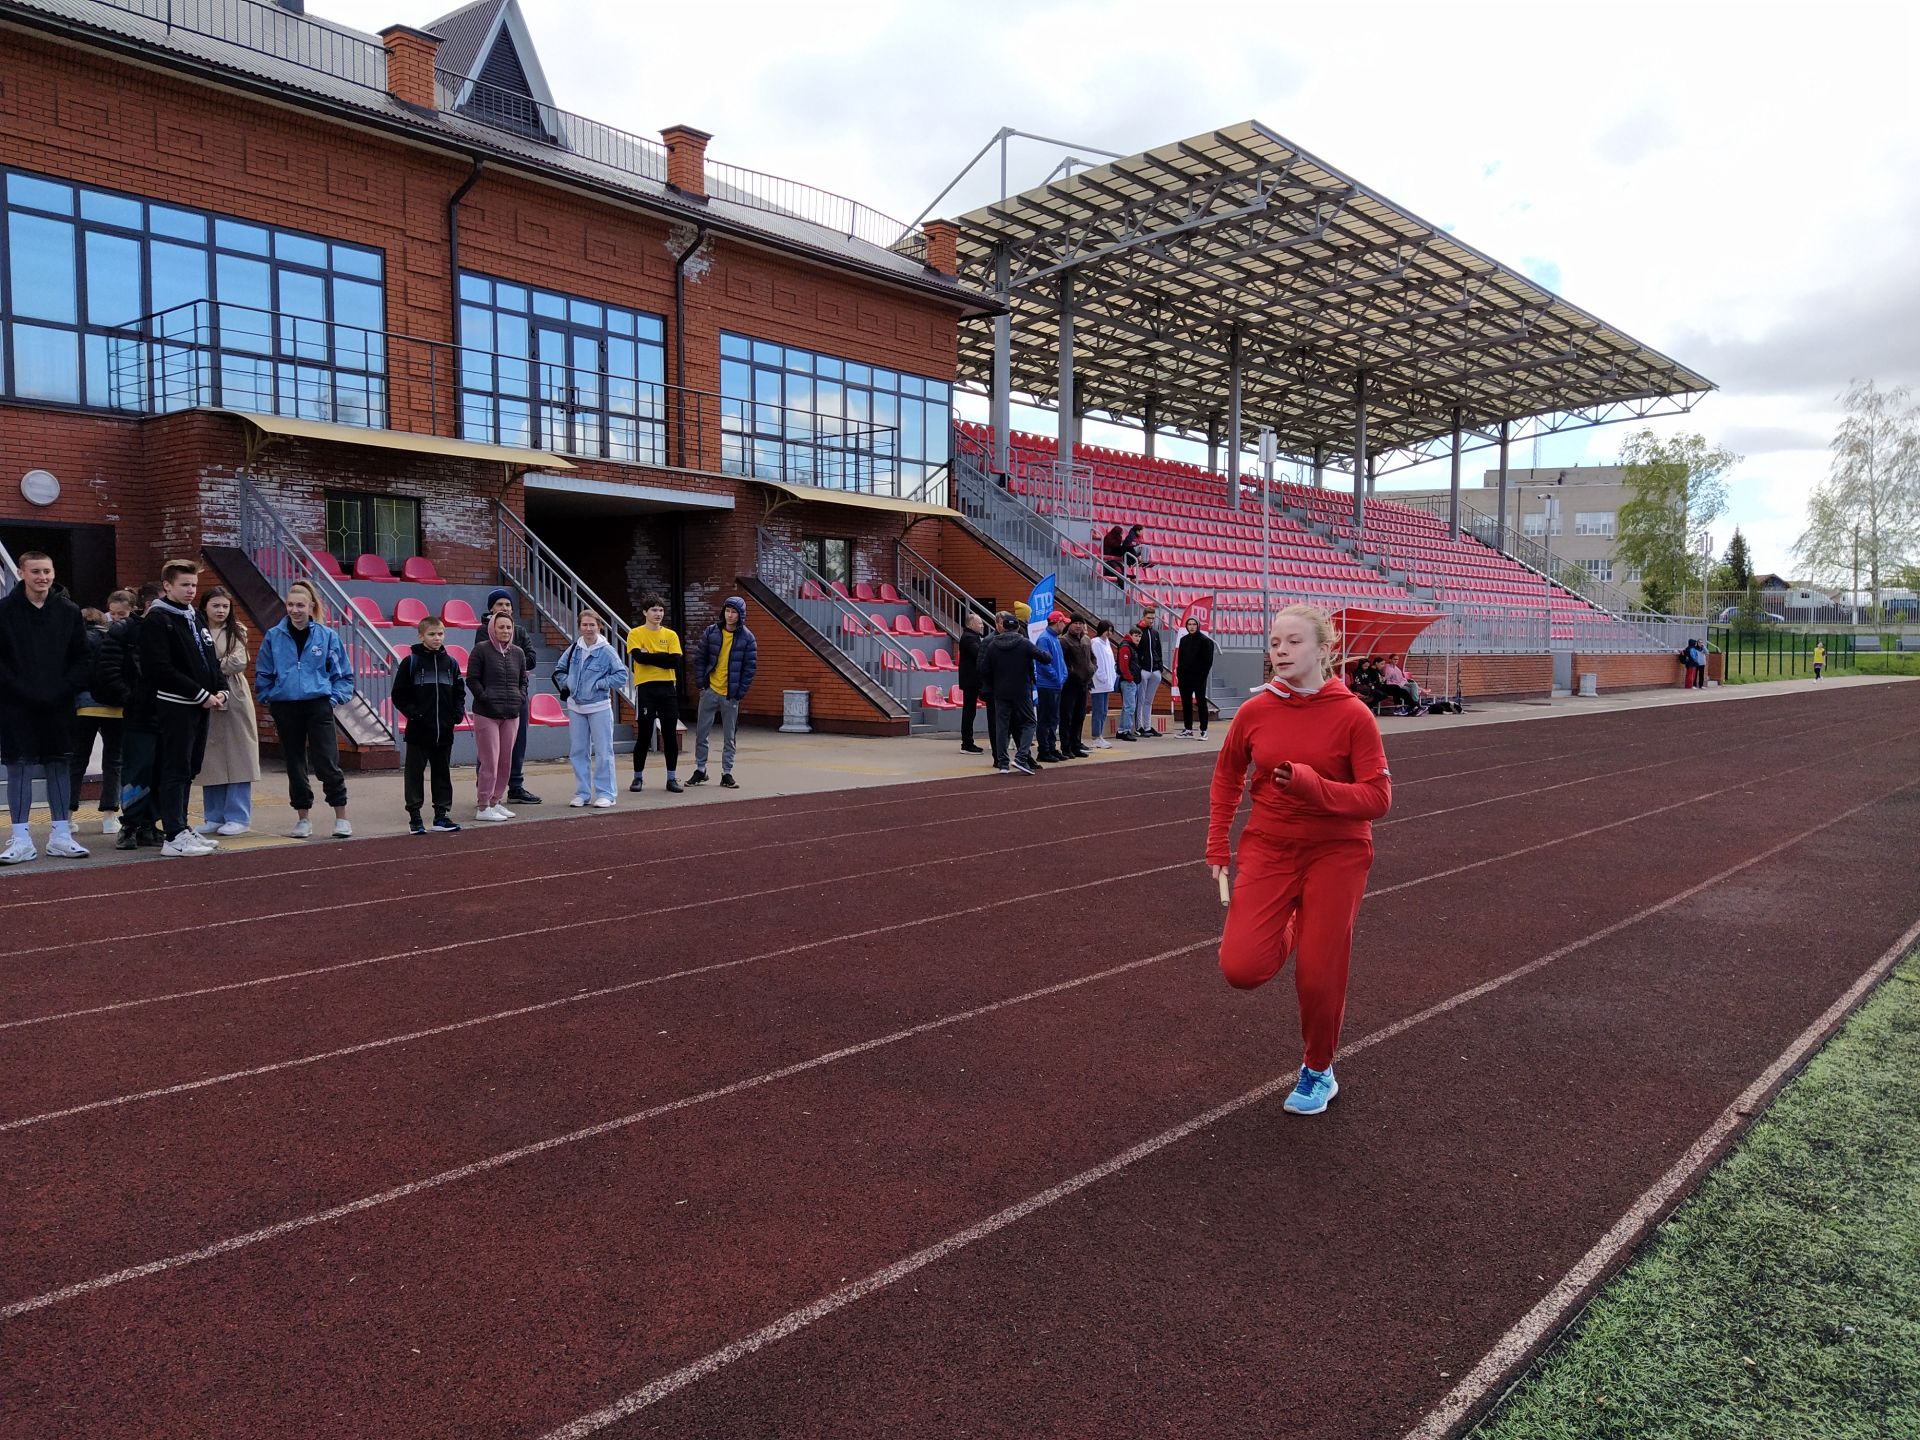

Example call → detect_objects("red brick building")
0 0 1007 736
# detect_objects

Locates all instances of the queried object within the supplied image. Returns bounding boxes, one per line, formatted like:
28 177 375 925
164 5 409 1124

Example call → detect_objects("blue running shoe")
1282 1065 1339 1115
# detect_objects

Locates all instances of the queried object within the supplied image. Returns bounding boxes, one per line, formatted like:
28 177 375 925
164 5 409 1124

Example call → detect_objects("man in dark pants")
107 583 164 850
1033 610 1069 762
978 611 1045 775
139 559 227 857
0 550 92 864
473 588 541 805
957 610 986 755
1059 615 1094 758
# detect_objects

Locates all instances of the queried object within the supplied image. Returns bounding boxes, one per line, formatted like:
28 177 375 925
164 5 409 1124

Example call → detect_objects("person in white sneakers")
554 609 623 810
195 587 260 837
1088 620 1118 749
0 551 93 863
255 580 355 839
466 610 528 821
139 560 229 858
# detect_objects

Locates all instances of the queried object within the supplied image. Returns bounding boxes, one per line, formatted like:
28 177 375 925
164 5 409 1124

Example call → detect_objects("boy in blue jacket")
1033 609 1070 763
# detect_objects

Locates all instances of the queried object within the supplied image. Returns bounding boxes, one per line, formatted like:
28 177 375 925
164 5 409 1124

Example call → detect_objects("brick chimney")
661 125 711 199
379 24 440 112
923 219 959 277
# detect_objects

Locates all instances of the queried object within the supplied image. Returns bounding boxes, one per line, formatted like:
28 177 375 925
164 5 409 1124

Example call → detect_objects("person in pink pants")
465 611 527 821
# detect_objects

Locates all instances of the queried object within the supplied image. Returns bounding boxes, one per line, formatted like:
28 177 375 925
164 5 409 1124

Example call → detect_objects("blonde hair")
1270 603 1337 679
286 578 326 622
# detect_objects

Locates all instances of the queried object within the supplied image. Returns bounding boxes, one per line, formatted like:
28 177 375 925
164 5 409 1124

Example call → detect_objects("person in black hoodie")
70 601 127 838
956 609 987 755
139 560 228 857
0 551 92 864
978 611 1046 775
1175 615 1216 738
390 615 466 834
104 582 164 850
471 588 541 805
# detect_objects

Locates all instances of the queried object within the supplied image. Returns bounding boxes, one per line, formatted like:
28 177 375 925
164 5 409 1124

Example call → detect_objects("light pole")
1258 426 1277 623
1535 489 1557 640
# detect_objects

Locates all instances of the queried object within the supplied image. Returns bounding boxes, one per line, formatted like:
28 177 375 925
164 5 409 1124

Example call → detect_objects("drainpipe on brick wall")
445 158 485 434
671 224 708 469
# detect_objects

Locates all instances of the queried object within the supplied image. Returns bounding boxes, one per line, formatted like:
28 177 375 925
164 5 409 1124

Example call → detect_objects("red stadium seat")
315 551 349 580
915 615 941 636
930 649 957 670
842 615 867 637
881 651 908 671
878 583 903 603
947 683 966 705
388 640 412 661
869 612 888 631
350 595 392 628
891 615 916 636
831 580 851 599
920 685 958 709
853 581 878 603
352 553 397 582
448 644 471 671
800 580 826 600
529 692 568 726
400 557 446 585
442 598 481 629
392 597 430 628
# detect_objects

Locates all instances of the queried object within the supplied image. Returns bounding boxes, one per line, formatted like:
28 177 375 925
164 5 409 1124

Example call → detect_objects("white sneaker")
161 834 208 857
495 805 516 819
570 796 588 808
291 819 313 839
331 819 353 839
1095 738 1112 749
100 814 121 835
1179 728 1194 738
47 836 91 859
1 836 38 865
591 797 616 809
476 805 507 822
216 822 249 836
185 831 218 852
195 822 220 836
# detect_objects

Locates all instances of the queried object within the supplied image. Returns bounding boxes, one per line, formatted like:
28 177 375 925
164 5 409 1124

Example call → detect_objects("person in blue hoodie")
688 595 757 790
390 614 465 834
1033 609 1070 763
254 578 356 839
553 609 624 809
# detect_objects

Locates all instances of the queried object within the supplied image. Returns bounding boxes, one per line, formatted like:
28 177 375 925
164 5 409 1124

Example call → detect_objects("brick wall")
1405 653 1553 700
742 603 907 736
1571 652 1704 692
914 519 1038 616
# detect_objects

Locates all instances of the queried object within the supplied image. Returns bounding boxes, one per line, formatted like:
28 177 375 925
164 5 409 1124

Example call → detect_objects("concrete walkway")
7 674 1908 871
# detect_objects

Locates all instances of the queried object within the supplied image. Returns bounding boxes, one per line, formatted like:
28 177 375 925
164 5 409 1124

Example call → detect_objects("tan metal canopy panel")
208 409 576 469
949 121 1712 469
749 477 959 518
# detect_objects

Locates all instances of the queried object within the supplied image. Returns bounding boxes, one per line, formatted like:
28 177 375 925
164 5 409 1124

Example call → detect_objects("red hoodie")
1206 676 1392 865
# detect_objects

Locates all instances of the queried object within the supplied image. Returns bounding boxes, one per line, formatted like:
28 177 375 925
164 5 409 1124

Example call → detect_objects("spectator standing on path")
255 579 354 840
1208 603 1393 1117
467 610 528 822
1132 609 1166 737
390 615 464 834
1113 623 1140 741
980 611 1044 775
472 589 541 806
1176 615 1216 738
957 610 987 755
195 587 260 836
141 560 228 859
70 598 127 837
555 610 624 809
108 583 163 850
1691 639 1709 689
1089 619 1118 749
1060 616 1095 758
0 550 92 864
688 595 756 790
1033 610 1069 763
626 595 685 794
1813 641 1826 679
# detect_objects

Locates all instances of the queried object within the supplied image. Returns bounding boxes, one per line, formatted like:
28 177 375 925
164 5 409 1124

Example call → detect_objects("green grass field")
1468 949 1920 1440
1721 653 1920 684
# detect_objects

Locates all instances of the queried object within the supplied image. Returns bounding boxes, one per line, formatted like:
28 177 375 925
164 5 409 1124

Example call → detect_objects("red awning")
1329 607 1442 660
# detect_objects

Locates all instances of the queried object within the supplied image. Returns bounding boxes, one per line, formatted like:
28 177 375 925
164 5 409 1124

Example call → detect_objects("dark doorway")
1 521 118 608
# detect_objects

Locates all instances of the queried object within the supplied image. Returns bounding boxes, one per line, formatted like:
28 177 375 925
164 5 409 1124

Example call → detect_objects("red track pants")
1218 835 1374 1071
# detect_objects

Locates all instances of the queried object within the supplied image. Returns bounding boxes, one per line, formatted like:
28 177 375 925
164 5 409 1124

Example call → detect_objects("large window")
457 273 666 462
1573 510 1615 537
1522 510 1562 538
0 167 384 419
326 491 420 571
720 333 951 497
1583 557 1614 583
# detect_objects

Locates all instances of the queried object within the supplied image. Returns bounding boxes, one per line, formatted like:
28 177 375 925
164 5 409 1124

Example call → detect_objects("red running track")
1 682 1916 1439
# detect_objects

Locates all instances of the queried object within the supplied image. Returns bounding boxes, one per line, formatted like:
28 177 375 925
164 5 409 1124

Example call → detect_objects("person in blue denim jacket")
554 610 624 808
254 579 355 839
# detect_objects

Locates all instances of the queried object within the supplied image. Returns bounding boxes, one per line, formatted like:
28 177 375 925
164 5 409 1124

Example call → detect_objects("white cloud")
330 0 1920 573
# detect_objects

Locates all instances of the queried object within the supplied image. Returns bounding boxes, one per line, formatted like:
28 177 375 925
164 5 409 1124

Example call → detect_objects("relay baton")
1217 871 1231 907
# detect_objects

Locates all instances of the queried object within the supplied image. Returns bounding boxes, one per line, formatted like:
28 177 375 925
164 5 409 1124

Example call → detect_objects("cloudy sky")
341 0 1920 573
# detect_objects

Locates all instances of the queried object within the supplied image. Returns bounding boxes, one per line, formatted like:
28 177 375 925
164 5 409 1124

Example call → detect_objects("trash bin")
1577 673 1598 697
779 689 812 734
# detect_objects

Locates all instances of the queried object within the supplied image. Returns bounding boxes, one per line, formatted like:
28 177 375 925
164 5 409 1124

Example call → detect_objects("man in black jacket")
0 551 92 864
978 611 1045 775
104 582 163 850
139 560 228 857
956 609 987 755
1059 616 1095 758
1174 615 1216 738
1131 606 1166 737
472 588 541 805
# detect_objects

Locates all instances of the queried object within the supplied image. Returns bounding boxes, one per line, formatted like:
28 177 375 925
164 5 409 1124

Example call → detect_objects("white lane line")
1402 908 1920 1440
529 778 1920 1440
0 811 1201 1031
0 937 1218 1322
0 857 1200 1134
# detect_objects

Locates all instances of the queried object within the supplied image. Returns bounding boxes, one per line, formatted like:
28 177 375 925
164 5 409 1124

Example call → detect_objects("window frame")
802 535 854 586
325 489 422 572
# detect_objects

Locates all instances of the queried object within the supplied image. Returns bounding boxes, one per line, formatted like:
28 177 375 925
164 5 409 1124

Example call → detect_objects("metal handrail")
234 474 395 744
495 504 633 706
952 437 1125 615
755 530 928 709
0 535 17 601
81 0 389 93
1393 492 1646 618
894 541 985 640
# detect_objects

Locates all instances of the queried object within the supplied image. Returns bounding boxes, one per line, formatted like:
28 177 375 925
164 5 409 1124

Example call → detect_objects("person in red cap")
1033 609 1070 763
1207 603 1392 1116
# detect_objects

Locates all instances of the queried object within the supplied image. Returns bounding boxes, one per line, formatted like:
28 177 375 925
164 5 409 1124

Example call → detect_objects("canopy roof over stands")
948 121 1713 476
748 478 960 519
210 409 576 469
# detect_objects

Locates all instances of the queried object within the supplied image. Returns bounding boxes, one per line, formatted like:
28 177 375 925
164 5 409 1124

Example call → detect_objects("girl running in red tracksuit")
1208 603 1393 1115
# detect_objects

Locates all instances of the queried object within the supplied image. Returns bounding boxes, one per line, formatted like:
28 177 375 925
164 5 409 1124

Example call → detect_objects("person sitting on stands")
1376 655 1419 715
1101 525 1127 586
1120 525 1149 580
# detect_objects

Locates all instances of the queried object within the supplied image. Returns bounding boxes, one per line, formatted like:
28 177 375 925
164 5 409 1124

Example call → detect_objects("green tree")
1792 380 1920 619
1616 430 1740 617
1723 529 1753 590
1734 579 1767 635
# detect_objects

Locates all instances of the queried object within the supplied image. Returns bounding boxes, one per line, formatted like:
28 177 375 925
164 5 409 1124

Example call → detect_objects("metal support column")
1366 453 1377 496
1447 405 1462 540
1226 327 1243 508
1312 444 1325 490
1142 394 1157 459
1351 370 1368 535
1207 412 1220 476
991 246 1011 474
1056 271 1074 475
1495 418 1511 554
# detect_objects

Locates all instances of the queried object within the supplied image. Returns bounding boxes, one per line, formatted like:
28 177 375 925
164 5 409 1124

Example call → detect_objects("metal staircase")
952 433 1116 614
495 505 634 707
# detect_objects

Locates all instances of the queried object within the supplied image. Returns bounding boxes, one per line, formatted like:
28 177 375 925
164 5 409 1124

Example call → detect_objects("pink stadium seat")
878 583 903 603
315 551 348 580
454 714 474 732
448 644 471 671
801 580 826 600
392 597 430 628
400 557 445 585
920 685 957 710
841 615 866 637
529 692 568 726
350 595 391 628
891 615 916 636
881 651 908 671
831 579 851 599
853 581 878 603
915 615 940 636
352 553 397 582
947 683 966 706
441 598 481 629
869 612 888 631
930 649 957 670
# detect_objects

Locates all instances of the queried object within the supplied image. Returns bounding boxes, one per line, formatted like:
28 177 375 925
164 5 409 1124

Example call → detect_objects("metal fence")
82 0 389 92
1709 627 1860 681
756 530 928 714
895 541 983 640
0 536 16 601
495 504 633 708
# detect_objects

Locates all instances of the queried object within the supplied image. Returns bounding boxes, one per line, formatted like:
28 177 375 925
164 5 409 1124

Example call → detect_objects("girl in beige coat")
197 588 261 836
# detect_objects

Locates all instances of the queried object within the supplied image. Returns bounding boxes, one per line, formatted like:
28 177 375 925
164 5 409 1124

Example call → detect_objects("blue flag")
1027 573 1055 640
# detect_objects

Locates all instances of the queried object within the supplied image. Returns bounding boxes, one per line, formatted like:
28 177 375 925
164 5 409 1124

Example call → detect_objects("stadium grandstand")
0 0 1713 770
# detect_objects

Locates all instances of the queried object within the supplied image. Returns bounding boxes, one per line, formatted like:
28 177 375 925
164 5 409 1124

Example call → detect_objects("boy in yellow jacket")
626 596 684 793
